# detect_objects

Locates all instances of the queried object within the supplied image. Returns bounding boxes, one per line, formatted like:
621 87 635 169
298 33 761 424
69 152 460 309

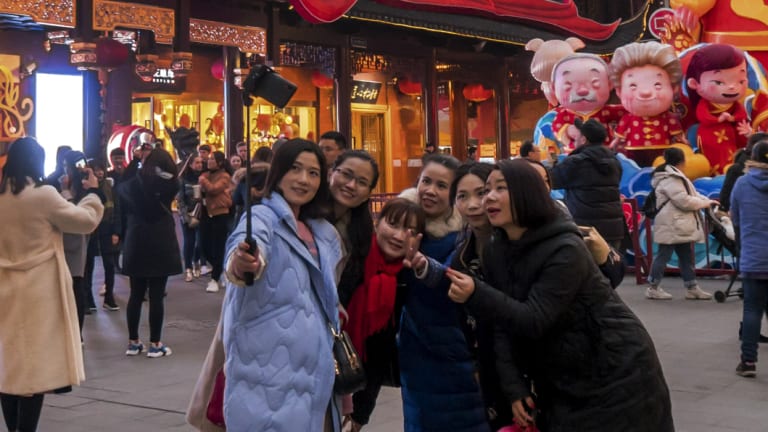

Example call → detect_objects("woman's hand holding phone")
81 168 98 189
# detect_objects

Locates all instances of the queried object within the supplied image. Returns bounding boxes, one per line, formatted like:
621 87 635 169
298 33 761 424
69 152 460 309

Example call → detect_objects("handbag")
308 280 367 395
205 369 226 427
187 202 201 228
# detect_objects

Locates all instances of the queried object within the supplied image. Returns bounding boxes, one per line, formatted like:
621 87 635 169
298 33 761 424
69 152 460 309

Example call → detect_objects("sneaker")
147 343 172 358
193 263 201 278
201 264 212 276
88 304 97 312
206 280 220 293
736 361 757 377
646 286 673 300
185 269 194 282
98 284 106 296
685 285 713 300
103 300 120 311
125 341 145 356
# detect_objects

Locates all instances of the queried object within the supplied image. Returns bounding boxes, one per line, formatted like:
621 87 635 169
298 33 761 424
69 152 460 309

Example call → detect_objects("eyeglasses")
334 168 371 189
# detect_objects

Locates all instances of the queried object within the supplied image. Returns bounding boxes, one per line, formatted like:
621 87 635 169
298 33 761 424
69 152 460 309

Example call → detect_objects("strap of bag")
657 175 693 212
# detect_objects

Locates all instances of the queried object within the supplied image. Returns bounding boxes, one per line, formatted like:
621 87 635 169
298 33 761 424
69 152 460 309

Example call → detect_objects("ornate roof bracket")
0 0 75 28
93 0 175 45
189 19 266 55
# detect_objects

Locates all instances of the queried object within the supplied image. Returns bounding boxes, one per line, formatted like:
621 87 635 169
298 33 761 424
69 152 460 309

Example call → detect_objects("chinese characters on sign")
153 68 175 84
351 80 381 104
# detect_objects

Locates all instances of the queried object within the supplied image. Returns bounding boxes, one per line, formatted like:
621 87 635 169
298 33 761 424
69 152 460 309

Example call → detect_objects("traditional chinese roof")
342 0 650 54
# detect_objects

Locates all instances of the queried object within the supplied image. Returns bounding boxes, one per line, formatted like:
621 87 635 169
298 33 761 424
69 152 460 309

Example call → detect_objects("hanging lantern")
171 51 193 77
211 58 224 81
135 54 158 82
462 84 493 102
95 37 129 69
70 42 98 70
311 70 334 89
398 78 422 96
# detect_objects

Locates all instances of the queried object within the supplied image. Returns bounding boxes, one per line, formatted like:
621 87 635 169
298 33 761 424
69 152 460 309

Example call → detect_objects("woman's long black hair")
0 137 46 195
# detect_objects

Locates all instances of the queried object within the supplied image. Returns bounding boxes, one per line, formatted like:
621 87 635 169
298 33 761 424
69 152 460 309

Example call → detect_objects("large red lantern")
210 58 224 81
95 37 129 69
462 83 493 102
311 70 334 89
398 78 422 96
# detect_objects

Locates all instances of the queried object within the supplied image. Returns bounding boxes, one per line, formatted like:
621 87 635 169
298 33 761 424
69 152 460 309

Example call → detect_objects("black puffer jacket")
550 144 625 242
469 220 673 432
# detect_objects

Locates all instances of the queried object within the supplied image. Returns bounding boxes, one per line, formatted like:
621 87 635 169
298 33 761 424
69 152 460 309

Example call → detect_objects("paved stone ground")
33 265 768 432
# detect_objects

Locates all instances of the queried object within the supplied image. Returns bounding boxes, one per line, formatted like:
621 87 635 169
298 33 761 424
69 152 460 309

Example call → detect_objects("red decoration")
95 37 129 69
398 78 422 96
288 0 619 41
311 70 334 89
210 58 224 81
462 84 493 102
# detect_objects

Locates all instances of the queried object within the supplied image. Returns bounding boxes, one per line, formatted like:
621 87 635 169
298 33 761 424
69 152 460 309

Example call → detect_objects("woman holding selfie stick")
223 139 342 431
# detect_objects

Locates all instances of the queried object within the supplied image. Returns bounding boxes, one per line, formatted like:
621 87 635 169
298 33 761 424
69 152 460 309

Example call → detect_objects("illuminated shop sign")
351 80 381 104
153 68 175 84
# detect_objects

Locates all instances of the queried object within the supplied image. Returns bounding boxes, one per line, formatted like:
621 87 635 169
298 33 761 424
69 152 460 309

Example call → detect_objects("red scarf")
344 234 403 361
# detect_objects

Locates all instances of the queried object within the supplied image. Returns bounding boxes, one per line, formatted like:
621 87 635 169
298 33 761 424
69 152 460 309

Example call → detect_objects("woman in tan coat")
647 147 717 300
0 137 103 432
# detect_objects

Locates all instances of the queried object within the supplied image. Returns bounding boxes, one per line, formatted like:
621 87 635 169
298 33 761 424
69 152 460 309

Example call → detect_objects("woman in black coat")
446 159 673 432
119 149 182 358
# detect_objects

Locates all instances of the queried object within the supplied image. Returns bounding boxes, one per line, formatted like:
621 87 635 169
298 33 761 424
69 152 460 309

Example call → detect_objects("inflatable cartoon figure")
527 37 585 156
609 41 686 166
550 53 625 150
685 43 751 174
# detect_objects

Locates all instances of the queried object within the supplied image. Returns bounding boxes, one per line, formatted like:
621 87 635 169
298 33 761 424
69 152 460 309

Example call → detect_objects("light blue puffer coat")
222 194 342 431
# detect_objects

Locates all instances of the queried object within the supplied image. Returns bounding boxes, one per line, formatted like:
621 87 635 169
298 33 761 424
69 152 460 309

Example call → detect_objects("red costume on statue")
695 100 747 174
615 112 683 148
552 105 625 148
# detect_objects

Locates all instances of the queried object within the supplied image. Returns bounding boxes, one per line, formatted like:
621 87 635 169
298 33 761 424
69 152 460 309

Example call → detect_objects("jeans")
182 223 201 270
741 278 768 363
127 276 168 343
648 242 697 287
0 393 44 432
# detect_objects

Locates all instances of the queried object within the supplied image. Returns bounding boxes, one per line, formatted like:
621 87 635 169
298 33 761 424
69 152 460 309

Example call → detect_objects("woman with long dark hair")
446 159 673 431
178 153 204 282
223 139 342 431
120 148 182 358
0 137 103 432
199 150 232 293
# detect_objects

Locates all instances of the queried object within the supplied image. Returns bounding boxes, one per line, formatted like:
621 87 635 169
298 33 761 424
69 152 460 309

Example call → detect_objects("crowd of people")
0 117 765 431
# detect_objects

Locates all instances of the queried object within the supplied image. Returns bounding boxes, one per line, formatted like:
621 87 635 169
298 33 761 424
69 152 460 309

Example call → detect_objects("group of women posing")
196 138 673 431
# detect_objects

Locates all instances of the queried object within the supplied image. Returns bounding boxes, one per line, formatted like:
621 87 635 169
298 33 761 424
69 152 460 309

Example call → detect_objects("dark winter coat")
719 148 749 212
550 144 625 242
89 178 122 255
471 219 673 432
119 175 182 278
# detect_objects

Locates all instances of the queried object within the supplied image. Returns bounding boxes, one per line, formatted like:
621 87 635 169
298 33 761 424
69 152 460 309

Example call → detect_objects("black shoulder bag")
307 274 367 395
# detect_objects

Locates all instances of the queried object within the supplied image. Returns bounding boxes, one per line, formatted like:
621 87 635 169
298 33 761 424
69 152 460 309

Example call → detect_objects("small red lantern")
211 58 224 81
95 37 129 69
462 84 493 102
311 70 334 89
398 78 422 96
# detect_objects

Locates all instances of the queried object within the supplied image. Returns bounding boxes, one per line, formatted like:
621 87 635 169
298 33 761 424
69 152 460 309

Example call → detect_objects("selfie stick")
241 68 261 285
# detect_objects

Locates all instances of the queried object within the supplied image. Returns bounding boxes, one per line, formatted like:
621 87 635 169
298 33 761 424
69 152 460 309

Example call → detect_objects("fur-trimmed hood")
398 187 463 239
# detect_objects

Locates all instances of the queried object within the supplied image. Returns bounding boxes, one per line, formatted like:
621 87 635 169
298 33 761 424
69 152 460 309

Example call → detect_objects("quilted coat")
221 193 342 432
0 184 103 395
650 165 709 245
472 219 673 432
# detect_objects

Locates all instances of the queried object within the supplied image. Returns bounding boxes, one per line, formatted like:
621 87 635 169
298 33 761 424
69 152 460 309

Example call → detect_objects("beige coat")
186 314 226 432
0 184 103 394
651 165 710 245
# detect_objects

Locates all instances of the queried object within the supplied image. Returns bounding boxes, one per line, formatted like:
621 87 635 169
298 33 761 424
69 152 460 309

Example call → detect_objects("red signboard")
289 0 620 41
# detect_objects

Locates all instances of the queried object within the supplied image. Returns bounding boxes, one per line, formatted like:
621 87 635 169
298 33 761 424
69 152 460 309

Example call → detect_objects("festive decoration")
135 54 158 82
93 0 175 45
280 42 336 75
311 70 334 89
95 37 129 68
190 18 266 55
69 42 98 70
170 51 193 77
210 58 224 81
526 37 585 107
397 78 422 96
462 84 493 102
0 0 75 28
0 63 34 141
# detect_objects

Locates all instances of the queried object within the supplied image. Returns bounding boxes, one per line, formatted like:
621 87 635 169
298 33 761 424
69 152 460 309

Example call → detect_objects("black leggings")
127 276 168 343
0 393 44 432
200 213 230 282
71 276 85 336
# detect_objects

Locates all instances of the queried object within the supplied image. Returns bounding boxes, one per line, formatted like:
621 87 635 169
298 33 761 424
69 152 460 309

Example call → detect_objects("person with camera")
0 137 103 432
83 159 122 312
119 148 182 358
178 153 204 282
198 151 233 293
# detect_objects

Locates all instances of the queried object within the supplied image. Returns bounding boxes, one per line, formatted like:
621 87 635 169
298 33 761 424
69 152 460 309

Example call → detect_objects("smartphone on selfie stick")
240 64 297 284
